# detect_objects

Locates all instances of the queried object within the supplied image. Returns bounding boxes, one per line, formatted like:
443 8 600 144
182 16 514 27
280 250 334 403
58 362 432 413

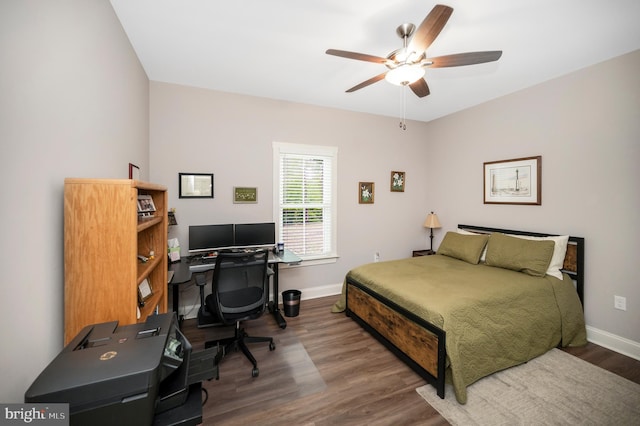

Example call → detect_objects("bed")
336 224 587 404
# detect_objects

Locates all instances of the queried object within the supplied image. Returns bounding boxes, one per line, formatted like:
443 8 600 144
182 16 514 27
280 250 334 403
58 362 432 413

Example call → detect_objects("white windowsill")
280 254 339 268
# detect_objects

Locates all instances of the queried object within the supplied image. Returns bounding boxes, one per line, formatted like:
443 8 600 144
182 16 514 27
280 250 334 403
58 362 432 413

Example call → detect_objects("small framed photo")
390 171 405 192
179 173 214 198
483 156 541 205
359 182 375 204
138 278 153 305
128 163 140 180
234 187 258 203
137 194 156 217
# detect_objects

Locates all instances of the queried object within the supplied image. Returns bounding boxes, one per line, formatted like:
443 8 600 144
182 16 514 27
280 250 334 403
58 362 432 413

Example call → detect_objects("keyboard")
189 256 217 273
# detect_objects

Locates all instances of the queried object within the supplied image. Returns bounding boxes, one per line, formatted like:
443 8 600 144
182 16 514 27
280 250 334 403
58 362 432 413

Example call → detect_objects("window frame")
272 142 338 265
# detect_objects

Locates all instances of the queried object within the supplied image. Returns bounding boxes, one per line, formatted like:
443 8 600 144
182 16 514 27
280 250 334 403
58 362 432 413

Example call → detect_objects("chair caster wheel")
269 342 276 351
252 367 259 377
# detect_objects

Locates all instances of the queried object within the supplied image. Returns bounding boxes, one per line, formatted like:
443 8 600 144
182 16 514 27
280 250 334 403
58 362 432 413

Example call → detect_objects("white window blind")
273 142 337 261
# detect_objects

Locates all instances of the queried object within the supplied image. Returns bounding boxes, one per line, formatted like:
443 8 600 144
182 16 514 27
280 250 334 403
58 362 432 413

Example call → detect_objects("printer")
25 313 217 426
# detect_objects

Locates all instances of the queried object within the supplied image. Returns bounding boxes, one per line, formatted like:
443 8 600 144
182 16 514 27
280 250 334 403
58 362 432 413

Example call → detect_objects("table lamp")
423 212 441 252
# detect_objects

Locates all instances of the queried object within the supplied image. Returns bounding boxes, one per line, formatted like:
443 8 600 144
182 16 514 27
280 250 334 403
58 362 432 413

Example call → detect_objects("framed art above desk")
179 173 214 198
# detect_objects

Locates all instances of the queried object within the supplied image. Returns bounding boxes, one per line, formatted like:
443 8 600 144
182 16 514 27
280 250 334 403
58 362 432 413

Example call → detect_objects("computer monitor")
233 222 275 248
188 224 234 253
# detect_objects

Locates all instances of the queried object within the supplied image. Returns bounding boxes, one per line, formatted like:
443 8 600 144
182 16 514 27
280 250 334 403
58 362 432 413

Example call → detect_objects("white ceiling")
110 0 640 123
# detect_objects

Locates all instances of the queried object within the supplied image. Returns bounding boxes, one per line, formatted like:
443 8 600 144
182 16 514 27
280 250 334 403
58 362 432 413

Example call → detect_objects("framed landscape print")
483 156 541 205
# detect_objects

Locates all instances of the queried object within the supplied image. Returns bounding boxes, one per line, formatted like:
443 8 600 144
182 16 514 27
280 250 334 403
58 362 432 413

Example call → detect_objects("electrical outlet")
614 295 627 311
374 252 380 262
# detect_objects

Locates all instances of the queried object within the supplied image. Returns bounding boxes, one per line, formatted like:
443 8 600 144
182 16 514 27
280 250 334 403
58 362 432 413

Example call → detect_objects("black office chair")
204 249 275 377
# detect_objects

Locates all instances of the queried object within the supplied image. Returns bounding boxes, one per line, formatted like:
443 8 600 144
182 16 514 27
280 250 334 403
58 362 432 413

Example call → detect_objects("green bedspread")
337 254 587 404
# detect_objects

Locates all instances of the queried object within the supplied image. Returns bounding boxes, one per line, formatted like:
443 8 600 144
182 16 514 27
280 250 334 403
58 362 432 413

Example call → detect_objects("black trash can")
282 290 301 317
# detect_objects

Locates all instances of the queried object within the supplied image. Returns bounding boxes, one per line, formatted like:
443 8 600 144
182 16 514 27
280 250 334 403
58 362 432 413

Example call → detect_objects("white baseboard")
179 282 343 321
281 282 343 303
586 326 640 361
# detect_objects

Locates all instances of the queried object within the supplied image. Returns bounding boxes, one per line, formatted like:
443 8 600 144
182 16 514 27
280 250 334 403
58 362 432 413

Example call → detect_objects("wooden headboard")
458 224 585 304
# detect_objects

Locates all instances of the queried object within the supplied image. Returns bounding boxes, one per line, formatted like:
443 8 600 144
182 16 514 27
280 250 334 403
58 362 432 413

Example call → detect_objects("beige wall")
150 82 433 301
0 0 149 402
425 50 640 351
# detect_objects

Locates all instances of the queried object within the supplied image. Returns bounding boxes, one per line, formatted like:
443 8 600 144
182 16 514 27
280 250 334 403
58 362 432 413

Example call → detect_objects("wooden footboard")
346 279 447 399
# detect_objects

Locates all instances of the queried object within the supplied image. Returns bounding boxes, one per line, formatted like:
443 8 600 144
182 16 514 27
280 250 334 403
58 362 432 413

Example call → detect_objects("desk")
267 249 302 328
169 260 194 321
169 249 301 329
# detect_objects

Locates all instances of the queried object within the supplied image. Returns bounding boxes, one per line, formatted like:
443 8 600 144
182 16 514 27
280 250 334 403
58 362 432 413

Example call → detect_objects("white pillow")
457 229 569 279
507 234 569 280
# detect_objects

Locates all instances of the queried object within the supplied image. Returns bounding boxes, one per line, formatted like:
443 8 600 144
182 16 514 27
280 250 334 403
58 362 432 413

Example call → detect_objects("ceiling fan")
326 4 502 98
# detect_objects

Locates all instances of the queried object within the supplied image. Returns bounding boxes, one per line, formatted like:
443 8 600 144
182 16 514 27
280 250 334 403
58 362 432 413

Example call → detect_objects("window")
273 142 338 262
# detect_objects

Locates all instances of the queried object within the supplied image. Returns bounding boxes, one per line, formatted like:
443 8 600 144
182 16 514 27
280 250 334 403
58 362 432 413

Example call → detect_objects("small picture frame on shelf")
137 194 156 217
138 278 153 306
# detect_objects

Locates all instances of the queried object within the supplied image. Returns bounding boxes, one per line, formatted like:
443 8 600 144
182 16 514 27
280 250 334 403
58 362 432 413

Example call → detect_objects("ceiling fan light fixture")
385 64 425 86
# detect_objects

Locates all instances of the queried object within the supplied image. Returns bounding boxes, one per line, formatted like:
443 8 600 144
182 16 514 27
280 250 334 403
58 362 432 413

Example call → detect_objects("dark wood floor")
180 296 640 425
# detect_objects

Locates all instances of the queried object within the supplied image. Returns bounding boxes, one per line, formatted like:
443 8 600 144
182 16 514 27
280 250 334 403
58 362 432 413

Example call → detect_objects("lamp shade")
423 212 441 229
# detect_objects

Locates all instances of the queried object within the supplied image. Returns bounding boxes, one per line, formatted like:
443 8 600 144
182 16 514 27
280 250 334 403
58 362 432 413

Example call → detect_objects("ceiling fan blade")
409 4 454 54
326 49 389 64
409 78 430 98
346 72 388 93
427 51 503 68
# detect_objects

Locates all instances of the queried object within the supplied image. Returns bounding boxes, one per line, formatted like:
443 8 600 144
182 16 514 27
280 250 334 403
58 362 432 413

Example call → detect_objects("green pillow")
485 233 555 277
437 231 489 264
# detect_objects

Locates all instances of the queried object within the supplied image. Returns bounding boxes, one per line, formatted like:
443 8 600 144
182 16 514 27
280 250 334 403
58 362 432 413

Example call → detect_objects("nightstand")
413 249 436 257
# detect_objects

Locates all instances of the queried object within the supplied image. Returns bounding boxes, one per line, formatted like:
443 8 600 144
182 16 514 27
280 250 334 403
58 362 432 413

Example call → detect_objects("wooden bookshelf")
64 178 168 345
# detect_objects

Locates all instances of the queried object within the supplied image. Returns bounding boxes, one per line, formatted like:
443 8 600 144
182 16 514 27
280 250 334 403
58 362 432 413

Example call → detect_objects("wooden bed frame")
345 224 584 399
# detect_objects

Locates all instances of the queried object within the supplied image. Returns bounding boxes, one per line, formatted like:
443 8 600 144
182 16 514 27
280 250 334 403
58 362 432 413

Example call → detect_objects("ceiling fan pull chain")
400 86 407 130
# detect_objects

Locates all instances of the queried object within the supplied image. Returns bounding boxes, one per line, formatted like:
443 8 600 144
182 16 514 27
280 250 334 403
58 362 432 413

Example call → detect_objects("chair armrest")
195 274 207 286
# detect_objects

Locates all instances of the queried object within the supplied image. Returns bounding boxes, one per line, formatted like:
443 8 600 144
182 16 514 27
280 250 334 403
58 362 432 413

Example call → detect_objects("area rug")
416 348 640 425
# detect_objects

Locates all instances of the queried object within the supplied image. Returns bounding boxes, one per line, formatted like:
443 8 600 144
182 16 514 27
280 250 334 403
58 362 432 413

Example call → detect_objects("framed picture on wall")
359 182 375 204
390 171 405 192
233 187 258 203
179 173 214 198
483 156 541 205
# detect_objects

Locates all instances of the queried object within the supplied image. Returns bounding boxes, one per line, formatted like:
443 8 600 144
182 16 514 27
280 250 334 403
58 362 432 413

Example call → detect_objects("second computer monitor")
234 222 275 248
